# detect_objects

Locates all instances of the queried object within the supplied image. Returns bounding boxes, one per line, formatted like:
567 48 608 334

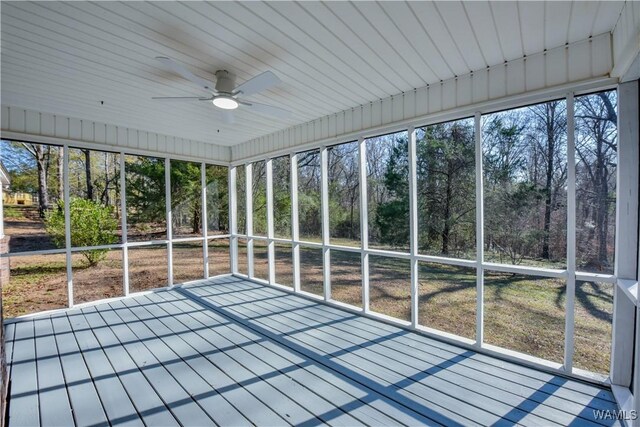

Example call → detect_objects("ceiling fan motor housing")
215 70 236 94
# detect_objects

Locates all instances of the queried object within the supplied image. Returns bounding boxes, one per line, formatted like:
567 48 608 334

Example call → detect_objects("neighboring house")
0 162 36 206
3 192 35 206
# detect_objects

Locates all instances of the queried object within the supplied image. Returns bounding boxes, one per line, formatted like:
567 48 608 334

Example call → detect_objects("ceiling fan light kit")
212 96 239 110
153 57 291 122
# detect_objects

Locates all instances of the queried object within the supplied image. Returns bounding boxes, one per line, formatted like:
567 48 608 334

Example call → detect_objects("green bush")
46 198 119 266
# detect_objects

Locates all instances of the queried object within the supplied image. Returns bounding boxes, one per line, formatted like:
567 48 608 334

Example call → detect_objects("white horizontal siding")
1 107 231 163
232 33 613 162
611 0 640 79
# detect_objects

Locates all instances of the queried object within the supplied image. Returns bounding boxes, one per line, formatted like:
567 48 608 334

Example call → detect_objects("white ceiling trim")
1 1 626 148
611 0 640 80
232 33 613 162
0 106 231 163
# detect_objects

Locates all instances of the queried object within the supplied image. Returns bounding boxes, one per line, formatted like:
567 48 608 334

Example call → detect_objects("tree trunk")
34 145 49 217
84 149 93 200
192 200 201 234
57 147 64 203
441 164 452 255
596 138 609 268
541 104 556 260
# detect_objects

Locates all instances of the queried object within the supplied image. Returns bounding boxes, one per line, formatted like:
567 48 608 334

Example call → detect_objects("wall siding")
612 0 640 80
1 107 231 163
232 33 614 162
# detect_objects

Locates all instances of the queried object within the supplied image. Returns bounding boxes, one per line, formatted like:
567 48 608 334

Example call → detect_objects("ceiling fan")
152 56 291 124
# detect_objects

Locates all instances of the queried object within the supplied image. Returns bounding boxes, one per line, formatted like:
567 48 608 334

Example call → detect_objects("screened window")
483 100 568 267
297 150 322 242
236 165 247 235
273 156 291 238
366 131 409 252
328 141 360 247
1 141 63 253
170 160 202 239
416 119 475 259
252 161 267 236
206 164 229 236
125 155 166 242
575 90 617 274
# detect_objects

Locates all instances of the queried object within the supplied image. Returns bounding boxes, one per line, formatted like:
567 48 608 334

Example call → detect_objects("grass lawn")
2 235 612 375
244 245 613 375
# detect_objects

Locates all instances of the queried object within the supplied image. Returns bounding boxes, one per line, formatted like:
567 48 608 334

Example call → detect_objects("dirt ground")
2 210 611 374
2 207 230 317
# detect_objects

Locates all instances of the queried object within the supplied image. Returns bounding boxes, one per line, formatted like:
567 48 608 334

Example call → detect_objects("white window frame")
229 81 638 392
1 140 231 307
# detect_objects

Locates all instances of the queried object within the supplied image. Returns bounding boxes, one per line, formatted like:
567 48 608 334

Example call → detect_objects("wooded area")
1 142 229 314
243 91 616 273
1 90 617 374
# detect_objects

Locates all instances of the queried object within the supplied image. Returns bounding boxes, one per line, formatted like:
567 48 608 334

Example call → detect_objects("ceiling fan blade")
234 71 281 97
152 96 211 102
156 56 215 92
245 102 292 119
221 110 235 125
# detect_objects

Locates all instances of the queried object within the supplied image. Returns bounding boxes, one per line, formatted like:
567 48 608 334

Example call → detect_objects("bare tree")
21 143 50 217
575 92 617 270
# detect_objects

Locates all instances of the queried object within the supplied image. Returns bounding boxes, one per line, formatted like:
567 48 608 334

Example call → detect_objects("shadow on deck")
4 276 620 427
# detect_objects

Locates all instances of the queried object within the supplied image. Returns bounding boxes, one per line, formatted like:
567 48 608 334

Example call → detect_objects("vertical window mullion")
474 112 484 346
246 163 254 278
358 136 369 312
165 158 173 286
201 162 209 279
120 152 129 296
229 166 238 274
266 158 275 285
564 93 577 371
291 154 301 292
321 146 330 301
408 126 419 328
611 80 639 387
63 145 73 307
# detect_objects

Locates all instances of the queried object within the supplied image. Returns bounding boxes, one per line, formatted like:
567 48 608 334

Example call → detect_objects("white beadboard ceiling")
1 1 626 147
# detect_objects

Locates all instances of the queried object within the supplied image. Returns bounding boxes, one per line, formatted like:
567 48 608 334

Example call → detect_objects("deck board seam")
175 286 474 427
190 281 553 427
81 304 209 427
224 276 615 403
146 290 434 427
218 279 616 422
65 310 149 426
221 276 617 401
109 295 285 426
49 315 110 427
144 291 385 427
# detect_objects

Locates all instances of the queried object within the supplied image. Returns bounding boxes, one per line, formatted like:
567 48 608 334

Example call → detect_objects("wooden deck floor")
5 276 620 426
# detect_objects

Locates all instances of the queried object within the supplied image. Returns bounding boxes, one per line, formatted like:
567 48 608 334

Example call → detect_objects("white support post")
634 302 640 427
266 158 276 284
165 158 173 286
246 163 254 279
291 154 301 292
321 146 331 301
229 166 238 274
358 136 370 312
474 112 484 346
0 153 3 239
564 93 577 372
201 163 209 279
120 152 129 296
408 126 419 328
611 80 639 387
63 146 73 307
